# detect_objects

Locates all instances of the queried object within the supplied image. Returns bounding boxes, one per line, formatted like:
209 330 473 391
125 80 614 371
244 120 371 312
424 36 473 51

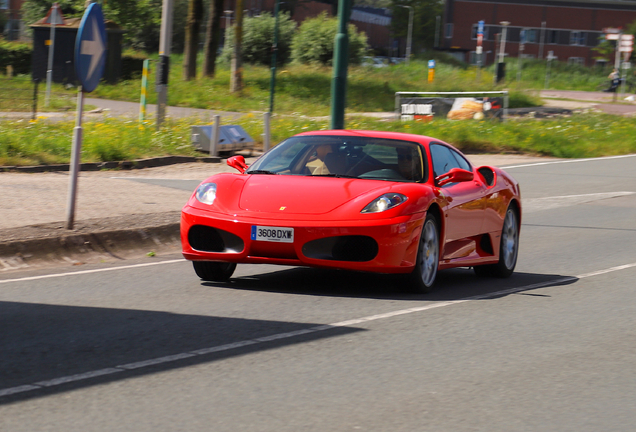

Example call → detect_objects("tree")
183 0 203 80
291 12 368 65
390 0 443 54
202 0 223 77
221 12 296 66
231 0 244 92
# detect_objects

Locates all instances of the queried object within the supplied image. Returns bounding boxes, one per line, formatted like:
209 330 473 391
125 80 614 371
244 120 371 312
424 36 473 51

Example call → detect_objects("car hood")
238 175 388 215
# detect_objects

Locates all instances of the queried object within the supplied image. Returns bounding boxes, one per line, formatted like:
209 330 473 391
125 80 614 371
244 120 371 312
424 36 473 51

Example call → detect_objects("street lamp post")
398 5 413 65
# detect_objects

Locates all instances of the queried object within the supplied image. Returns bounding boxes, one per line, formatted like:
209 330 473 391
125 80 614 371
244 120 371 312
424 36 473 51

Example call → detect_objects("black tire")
406 213 440 293
474 205 519 278
193 261 237 282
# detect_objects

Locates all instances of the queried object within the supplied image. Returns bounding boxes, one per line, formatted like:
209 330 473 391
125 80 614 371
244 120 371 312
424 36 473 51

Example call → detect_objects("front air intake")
188 225 244 253
302 236 378 262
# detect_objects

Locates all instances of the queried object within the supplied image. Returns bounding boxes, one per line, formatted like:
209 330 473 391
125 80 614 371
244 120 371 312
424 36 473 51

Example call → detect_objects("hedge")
0 39 32 75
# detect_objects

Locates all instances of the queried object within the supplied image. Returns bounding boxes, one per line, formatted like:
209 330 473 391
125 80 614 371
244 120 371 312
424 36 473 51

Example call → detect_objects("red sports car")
181 130 521 292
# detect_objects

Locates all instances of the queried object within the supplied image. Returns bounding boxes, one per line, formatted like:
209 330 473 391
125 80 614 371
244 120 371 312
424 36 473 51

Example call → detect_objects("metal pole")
263 112 271 153
503 91 508 122
545 53 552 89
434 15 440 48
330 0 351 130
398 5 413 65
269 0 281 113
499 22 509 63
65 88 85 230
32 78 39 121
538 21 546 59
45 20 56 107
211 115 220 157
614 32 622 103
517 44 523 82
156 0 174 129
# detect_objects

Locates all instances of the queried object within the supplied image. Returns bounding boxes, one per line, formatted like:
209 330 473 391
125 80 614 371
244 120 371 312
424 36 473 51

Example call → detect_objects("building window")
570 31 586 46
445 23 453 39
0 0 9 9
525 29 537 43
547 30 558 44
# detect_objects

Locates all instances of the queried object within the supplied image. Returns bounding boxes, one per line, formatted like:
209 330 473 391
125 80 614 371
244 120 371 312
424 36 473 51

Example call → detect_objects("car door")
430 143 487 243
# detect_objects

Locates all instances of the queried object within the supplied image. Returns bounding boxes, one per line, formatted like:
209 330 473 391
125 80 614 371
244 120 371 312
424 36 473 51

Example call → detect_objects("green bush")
0 39 32 75
120 51 149 80
221 12 296 66
291 12 368 66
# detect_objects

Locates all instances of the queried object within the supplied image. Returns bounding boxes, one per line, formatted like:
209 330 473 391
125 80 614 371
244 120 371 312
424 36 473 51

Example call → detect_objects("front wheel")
193 261 237 282
474 205 519 278
406 213 440 293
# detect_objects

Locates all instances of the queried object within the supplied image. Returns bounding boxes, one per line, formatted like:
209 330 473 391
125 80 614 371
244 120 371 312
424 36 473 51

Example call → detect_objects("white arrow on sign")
81 16 105 82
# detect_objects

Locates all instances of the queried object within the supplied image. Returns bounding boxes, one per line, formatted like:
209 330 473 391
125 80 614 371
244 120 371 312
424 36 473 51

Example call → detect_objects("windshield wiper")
247 170 278 175
313 173 358 179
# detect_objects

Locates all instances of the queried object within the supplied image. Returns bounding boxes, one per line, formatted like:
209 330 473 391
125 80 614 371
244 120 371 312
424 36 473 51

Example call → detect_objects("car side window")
450 148 472 171
430 143 461 178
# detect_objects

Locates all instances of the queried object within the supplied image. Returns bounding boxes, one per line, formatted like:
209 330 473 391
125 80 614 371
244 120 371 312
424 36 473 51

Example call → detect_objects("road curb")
0 221 181 271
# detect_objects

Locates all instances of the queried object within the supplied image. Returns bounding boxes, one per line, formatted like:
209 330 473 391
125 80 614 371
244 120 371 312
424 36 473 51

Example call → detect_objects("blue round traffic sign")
75 3 107 93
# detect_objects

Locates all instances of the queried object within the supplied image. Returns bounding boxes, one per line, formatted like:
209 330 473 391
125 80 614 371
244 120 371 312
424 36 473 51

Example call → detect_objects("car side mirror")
227 155 248 173
435 168 474 187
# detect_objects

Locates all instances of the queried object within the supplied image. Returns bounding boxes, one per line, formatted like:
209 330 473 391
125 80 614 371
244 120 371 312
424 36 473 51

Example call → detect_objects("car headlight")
195 183 217 205
361 193 407 213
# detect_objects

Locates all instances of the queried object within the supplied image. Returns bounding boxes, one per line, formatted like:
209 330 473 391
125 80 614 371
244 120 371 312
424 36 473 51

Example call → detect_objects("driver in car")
396 147 422 181
306 144 334 175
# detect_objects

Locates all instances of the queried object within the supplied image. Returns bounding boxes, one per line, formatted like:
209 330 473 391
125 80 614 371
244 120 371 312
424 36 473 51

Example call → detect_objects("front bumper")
181 205 424 274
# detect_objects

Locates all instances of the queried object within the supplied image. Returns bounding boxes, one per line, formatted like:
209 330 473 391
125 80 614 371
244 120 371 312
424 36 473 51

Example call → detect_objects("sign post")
476 20 484 80
544 50 557 89
619 34 633 96
517 29 526 82
66 3 107 229
44 3 65 107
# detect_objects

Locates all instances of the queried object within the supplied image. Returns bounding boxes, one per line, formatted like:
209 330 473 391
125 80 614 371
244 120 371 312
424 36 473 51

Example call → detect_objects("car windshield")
246 136 426 182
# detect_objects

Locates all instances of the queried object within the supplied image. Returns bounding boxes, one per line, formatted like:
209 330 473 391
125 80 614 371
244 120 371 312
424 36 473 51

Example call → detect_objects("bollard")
139 59 150 122
211 115 221 157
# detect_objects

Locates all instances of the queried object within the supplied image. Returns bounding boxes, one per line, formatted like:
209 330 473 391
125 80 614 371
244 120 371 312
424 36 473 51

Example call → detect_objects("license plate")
251 226 294 243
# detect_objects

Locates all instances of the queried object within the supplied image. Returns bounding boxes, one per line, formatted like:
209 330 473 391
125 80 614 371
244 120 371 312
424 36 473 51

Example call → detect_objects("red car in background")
181 130 521 292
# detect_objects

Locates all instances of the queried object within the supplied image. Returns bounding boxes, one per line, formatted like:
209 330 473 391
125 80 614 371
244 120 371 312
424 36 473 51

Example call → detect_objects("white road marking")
523 191 635 213
0 259 184 285
501 153 636 169
2 261 636 398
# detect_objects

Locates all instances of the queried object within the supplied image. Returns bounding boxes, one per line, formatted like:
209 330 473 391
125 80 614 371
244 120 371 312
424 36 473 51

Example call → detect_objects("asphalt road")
1 154 635 431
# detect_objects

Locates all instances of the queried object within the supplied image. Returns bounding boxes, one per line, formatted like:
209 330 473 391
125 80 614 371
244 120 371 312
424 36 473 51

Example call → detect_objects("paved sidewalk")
0 154 554 272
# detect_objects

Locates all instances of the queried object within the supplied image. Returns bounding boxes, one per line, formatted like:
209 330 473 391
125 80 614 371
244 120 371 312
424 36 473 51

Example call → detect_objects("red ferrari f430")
181 130 521 292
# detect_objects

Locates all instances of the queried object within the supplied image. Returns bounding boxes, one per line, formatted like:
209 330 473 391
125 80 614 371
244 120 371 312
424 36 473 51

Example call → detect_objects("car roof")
293 129 437 145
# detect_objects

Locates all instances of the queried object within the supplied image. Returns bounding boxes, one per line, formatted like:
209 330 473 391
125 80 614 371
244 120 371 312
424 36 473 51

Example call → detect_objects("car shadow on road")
0 301 363 404
210 266 578 301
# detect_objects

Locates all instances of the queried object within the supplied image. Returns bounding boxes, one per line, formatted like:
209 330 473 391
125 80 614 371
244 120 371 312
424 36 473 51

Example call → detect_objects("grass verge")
1 111 634 167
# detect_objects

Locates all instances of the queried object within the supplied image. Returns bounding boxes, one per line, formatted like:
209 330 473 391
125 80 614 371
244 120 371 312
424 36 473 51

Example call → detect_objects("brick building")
228 0 392 55
442 0 636 66
1 0 25 41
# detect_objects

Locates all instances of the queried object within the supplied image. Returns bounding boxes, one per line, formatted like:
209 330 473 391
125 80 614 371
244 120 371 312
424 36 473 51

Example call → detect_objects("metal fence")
0 77 39 120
